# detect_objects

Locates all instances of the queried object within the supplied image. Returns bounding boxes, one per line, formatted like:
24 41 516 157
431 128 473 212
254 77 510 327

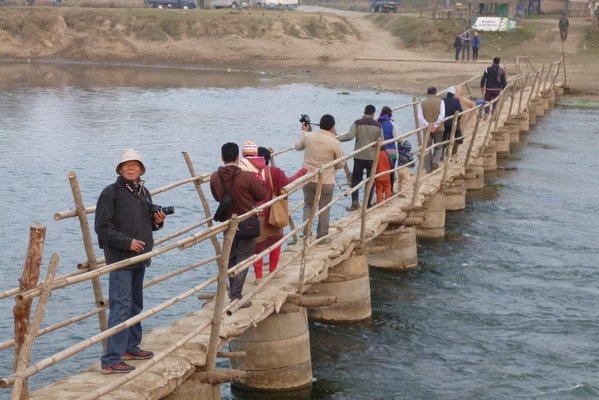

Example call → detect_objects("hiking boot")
102 361 135 374
122 349 154 361
346 203 360 212
317 238 333 246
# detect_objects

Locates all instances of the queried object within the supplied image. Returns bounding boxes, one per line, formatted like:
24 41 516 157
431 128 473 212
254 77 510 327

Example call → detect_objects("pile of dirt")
0 8 361 62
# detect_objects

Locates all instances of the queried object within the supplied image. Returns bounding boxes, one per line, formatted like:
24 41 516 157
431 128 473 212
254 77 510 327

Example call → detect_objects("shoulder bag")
267 167 289 228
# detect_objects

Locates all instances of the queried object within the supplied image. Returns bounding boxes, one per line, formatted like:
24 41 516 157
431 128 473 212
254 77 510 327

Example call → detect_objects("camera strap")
121 179 153 206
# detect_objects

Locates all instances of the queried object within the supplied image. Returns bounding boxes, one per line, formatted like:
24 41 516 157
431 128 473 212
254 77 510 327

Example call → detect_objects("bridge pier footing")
230 305 312 391
528 106 537 127
444 178 466 211
534 99 545 118
308 253 372 322
465 157 485 190
517 112 529 134
414 191 446 239
494 126 510 155
508 121 520 145
367 225 418 270
482 140 497 172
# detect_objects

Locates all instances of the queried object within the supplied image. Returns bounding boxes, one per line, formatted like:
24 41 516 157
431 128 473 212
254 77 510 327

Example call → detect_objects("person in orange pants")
375 149 392 204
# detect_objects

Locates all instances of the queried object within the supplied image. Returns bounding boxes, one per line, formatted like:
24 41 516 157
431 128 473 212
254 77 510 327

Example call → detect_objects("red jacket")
259 165 307 226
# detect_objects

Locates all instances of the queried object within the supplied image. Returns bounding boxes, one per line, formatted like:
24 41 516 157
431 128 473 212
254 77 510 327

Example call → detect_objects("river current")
0 62 598 400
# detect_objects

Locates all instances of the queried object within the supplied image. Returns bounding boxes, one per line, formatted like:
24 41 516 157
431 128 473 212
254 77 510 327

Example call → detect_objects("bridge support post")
493 125 510 155
517 111 529 134
308 253 371 322
464 157 484 190
367 225 417 270
534 99 545 118
508 121 520 145
413 191 446 239
229 305 312 391
482 140 497 172
444 178 466 211
528 105 537 127
542 90 555 110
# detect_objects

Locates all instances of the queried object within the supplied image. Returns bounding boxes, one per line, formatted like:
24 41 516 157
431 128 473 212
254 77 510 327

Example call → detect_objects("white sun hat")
116 148 146 175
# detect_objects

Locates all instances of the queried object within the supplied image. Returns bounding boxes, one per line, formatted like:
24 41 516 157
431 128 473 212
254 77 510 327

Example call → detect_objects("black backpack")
213 170 238 222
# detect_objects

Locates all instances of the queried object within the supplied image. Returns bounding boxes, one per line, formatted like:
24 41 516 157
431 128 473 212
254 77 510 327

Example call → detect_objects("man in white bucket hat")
95 149 167 374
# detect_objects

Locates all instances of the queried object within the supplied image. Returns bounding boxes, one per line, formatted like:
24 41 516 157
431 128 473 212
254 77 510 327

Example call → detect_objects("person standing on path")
417 87 445 172
480 57 507 117
210 142 267 307
442 86 464 155
453 32 463 62
559 13 569 42
339 104 381 211
95 149 167 374
461 27 472 62
472 31 481 61
252 146 307 284
295 114 345 245
377 106 401 192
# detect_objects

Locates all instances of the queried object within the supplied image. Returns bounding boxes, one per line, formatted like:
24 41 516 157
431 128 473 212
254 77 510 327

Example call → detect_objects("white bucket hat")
447 86 456 95
116 148 146 175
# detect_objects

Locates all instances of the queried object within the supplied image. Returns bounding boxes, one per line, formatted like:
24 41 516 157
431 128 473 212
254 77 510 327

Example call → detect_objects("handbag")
237 215 260 239
267 167 289 228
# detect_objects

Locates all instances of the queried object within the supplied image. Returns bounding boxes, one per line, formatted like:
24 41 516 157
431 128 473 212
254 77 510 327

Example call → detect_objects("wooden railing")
0 57 564 400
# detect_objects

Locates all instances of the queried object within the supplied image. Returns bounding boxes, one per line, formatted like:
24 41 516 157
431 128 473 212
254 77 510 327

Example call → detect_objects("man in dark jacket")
559 13 569 42
443 86 464 155
95 149 166 374
480 56 507 116
210 142 266 306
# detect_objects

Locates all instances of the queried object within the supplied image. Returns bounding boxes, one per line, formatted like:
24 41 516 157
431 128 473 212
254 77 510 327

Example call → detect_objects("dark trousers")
461 43 471 61
101 266 146 367
388 155 397 192
484 88 502 114
228 236 257 300
472 47 479 61
350 158 374 205
454 47 462 61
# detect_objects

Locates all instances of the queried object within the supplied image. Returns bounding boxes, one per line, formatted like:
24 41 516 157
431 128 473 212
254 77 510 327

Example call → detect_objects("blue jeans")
100 266 146 367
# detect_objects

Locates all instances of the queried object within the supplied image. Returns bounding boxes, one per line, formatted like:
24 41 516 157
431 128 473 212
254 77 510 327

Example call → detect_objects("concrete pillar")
308 254 371 322
163 375 221 400
230 306 312 391
493 126 510 155
444 177 466 211
482 139 497 172
508 121 520 144
528 106 537 127
465 157 484 190
413 191 446 239
555 86 564 97
367 225 417 270
518 111 529 134
534 99 545 117
543 90 555 109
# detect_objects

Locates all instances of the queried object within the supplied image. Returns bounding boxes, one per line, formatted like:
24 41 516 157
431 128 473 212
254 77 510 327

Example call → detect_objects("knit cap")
242 140 258 157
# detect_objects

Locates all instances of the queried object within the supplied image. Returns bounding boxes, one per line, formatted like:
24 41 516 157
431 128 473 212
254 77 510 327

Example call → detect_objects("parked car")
145 0 197 9
211 0 239 7
370 0 398 13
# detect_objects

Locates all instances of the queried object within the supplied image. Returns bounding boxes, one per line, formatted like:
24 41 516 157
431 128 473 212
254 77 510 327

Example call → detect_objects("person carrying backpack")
210 142 266 307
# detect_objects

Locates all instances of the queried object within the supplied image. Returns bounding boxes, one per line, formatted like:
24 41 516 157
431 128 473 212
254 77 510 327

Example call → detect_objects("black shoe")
240 301 252 309
346 203 360 212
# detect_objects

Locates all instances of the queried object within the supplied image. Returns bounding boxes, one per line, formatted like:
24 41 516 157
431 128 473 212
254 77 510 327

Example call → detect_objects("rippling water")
1 63 598 400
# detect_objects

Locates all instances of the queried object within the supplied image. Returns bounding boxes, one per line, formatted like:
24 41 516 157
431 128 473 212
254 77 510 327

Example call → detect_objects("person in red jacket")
253 146 307 284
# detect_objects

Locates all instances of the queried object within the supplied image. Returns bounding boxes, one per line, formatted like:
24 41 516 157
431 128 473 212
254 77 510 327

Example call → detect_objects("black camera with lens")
149 204 175 216
299 114 311 126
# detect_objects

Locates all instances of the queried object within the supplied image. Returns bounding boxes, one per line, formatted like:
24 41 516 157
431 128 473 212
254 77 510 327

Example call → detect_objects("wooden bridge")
0 57 565 400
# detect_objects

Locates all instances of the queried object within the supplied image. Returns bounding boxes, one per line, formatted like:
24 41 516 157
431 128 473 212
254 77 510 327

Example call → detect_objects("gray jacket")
340 115 382 160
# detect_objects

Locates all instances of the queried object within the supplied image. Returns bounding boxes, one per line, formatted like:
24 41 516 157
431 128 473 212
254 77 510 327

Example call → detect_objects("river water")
1 62 598 400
